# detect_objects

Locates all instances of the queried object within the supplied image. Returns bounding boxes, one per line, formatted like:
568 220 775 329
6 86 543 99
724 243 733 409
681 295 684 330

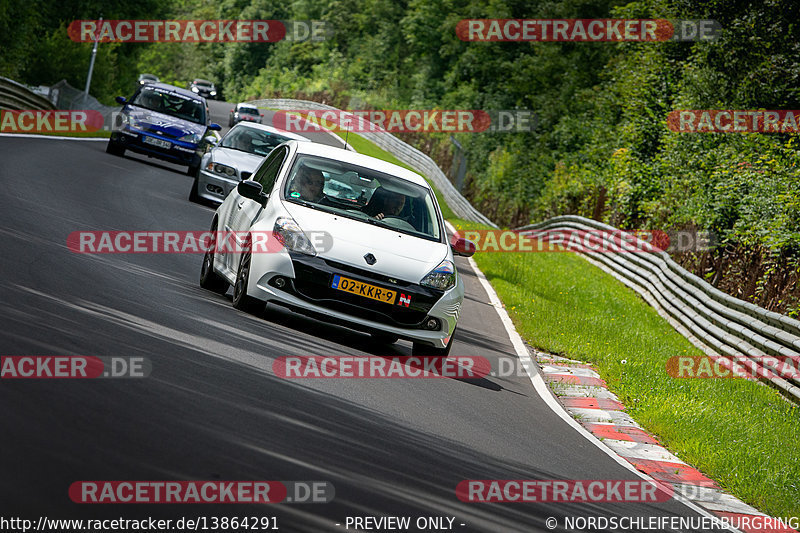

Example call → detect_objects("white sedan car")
199 141 475 356
189 123 308 204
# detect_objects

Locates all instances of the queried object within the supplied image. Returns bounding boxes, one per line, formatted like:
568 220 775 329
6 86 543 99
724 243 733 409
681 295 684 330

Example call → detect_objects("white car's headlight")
273 216 316 257
420 259 456 291
191 86 199 93
206 162 236 177
210 90 217 96
178 132 201 143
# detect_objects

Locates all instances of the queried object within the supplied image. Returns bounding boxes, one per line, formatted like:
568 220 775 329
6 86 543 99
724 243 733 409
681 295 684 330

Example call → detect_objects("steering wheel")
376 215 416 232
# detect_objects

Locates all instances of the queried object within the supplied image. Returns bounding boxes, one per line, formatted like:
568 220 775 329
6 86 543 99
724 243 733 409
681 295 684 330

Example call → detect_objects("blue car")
106 83 221 175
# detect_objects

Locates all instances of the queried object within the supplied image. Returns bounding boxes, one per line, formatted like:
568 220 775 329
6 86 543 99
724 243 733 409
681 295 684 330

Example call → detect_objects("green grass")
473 249 800 519
335 124 800 518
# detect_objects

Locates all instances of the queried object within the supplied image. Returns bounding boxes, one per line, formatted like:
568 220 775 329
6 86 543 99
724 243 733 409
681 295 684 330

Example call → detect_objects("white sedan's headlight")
273 216 316 256
178 132 201 143
191 86 199 93
205 161 236 177
420 259 456 291
210 90 217 96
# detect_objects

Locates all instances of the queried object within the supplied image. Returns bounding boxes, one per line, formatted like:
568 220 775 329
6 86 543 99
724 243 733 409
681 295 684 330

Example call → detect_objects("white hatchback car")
199 141 475 356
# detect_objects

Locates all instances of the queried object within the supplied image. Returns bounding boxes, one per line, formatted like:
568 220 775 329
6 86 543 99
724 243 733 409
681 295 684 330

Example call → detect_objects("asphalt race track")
0 107 722 531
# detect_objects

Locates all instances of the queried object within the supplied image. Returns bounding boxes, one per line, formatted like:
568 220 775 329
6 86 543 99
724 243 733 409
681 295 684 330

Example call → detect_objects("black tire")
371 332 399 344
232 248 264 314
412 328 455 358
199 221 229 294
187 163 199 176
106 140 125 156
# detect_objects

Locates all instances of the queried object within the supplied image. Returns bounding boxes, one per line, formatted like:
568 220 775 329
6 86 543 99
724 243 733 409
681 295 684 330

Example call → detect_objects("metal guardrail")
50 79 118 121
518 215 800 401
0 77 55 111
248 98 498 228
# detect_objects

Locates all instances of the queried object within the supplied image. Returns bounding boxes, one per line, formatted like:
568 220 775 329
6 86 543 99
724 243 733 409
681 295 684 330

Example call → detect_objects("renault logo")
364 253 376 265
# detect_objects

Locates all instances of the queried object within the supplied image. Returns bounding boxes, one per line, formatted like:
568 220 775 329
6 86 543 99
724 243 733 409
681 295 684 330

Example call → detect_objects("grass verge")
473 249 800 519
331 127 800 518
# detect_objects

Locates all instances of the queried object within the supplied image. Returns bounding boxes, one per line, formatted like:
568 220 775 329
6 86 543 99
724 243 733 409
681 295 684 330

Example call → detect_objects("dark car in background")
229 103 263 127
189 79 217 100
106 82 221 175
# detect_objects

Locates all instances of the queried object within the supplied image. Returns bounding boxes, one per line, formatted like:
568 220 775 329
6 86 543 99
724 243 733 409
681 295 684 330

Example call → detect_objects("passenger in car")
289 167 336 207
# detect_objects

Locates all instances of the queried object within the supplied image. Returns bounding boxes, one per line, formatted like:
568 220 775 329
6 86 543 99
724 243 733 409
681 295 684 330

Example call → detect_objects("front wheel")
412 328 456 358
232 249 265 314
106 140 125 156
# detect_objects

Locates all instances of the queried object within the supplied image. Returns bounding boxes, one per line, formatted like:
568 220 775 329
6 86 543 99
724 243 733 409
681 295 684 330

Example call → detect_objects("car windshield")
221 127 293 156
239 107 260 116
284 155 442 241
194 80 213 88
132 87 206 124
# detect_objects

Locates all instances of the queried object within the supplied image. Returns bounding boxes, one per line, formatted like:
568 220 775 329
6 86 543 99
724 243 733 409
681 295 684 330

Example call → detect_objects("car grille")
284 255 443 328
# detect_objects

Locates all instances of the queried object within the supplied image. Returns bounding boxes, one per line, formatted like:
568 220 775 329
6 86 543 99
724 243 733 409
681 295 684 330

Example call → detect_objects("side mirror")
208 123 221 131
115 96 127 105
451 237 476 257
203 135 218 147
238 180 267 207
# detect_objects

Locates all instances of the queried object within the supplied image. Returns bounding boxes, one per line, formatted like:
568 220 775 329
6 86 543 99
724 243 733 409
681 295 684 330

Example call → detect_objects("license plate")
143 136 171 149
331 274 396 304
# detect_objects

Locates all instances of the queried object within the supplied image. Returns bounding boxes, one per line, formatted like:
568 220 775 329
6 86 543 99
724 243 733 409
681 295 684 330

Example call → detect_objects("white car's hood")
211 148 265 177
283 202 448 283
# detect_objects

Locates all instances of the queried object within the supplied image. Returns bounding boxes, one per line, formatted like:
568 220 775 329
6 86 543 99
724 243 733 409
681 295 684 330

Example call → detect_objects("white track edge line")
448 221 740 531
0 133 108 141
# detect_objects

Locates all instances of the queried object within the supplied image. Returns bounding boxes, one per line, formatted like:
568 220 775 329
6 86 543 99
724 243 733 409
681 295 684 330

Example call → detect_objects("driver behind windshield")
137 90 162 111
288 166 336 207
365 188 406 221
232 131 256 153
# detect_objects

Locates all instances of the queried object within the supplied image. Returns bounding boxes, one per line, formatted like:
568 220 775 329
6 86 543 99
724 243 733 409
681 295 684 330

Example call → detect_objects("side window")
252 146 288 193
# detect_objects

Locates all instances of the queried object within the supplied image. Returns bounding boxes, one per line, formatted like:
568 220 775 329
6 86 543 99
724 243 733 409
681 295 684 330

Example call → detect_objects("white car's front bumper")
245 254 463 349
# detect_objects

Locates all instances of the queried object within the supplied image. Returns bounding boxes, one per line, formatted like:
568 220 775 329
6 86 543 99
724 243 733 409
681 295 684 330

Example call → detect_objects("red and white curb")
540 354 797 533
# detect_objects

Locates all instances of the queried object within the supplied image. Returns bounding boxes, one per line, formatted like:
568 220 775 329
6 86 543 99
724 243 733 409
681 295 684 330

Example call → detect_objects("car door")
222 145 290 272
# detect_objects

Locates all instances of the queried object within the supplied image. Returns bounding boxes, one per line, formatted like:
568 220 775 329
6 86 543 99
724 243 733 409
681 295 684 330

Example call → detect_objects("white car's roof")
289 141 429 189
229 122 309 142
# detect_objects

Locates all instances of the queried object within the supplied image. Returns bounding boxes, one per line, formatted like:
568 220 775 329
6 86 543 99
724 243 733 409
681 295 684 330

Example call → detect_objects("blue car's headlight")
420 259 456 291
178 132 201 144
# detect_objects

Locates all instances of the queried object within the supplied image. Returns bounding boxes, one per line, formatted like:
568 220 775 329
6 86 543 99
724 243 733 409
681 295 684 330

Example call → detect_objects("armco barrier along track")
0 76 55 111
